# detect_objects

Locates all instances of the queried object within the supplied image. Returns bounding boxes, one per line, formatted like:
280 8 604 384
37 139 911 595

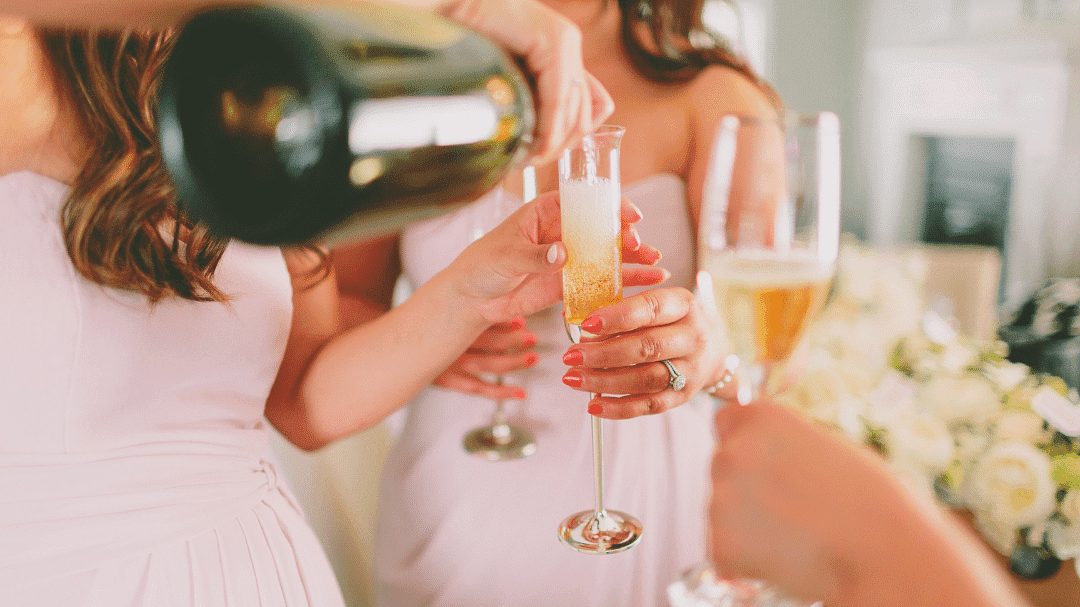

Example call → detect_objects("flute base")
557 508 642 554
462 424 536 461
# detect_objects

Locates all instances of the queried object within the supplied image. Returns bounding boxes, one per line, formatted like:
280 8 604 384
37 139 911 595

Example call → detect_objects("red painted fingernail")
563 349 584 365
512 388 527 399
524 334 537 348
581 317 603 333
524 354 539 367
587 403 604 416
562 371 583 388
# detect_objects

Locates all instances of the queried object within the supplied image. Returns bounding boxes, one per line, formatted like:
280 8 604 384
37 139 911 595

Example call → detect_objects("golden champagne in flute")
557 126 642 555
669 112 839 607
704 251 833 398
561 177 623 325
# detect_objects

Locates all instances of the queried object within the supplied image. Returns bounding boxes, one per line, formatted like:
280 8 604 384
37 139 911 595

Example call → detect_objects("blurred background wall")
729 0 1080 313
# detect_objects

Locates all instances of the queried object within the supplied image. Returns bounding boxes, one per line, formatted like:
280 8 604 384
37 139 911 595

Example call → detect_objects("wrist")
703 354 739 398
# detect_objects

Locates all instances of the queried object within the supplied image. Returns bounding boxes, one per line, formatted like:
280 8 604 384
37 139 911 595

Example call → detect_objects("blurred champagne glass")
668 112 840 606
462 168 539 460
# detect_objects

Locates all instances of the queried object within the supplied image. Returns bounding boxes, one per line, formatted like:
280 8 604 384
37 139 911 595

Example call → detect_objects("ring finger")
562 357 695 397
565 322 696 370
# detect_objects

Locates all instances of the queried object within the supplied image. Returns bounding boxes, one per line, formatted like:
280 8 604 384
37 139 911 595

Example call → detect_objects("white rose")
965 441 1057 528
939 340 980 374
921 373 1001 426
992 410 1053 446
954 426 991 465
1048 517 1080 560
1061 489 1080 524
834 395 870 443
985 361 1031 393
778 365 849 417
883 412 955 475
885 459 937 504
866 371 919 429
972 509 1021 556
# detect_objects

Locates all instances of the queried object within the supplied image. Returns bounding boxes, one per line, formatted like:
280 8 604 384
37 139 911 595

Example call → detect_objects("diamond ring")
661 359 686 391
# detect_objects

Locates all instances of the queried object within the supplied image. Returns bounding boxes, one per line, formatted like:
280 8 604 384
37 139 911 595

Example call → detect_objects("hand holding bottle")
434 0 614 165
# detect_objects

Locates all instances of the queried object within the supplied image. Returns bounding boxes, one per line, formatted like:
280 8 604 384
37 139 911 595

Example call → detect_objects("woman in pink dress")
0 3 670 605
332 1 781 605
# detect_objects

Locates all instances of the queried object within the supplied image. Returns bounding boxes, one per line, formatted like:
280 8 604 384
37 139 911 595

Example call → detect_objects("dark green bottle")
158 3 535 246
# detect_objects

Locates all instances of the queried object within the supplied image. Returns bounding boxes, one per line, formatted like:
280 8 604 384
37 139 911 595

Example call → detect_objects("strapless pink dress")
0 171 345 606
376 175 714 607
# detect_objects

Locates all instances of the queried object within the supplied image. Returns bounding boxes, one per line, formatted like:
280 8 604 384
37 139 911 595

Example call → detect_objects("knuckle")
641 291 664 323
637 335 664 360
643 394 669 416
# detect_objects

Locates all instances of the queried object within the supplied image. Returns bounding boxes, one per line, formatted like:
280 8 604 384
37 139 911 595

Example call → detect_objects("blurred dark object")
158 3 535 246
1011 542 1063 581
1001 279 1080 390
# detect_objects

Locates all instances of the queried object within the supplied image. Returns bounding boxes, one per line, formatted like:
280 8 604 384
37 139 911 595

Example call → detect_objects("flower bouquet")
777 239 1080 580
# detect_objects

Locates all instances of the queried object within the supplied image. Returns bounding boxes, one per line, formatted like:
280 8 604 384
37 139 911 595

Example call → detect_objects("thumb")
498 241 565 278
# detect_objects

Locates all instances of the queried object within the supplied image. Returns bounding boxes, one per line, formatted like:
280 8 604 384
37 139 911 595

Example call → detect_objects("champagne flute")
668 112 840 606
556 126 643 554
462 169 538 460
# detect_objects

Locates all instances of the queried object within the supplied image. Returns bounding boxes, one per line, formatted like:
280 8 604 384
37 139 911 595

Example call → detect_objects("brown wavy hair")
617 0 781 109
36 27 229 303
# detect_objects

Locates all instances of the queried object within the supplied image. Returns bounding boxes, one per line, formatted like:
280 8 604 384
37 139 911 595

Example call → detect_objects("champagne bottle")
157 2 535 246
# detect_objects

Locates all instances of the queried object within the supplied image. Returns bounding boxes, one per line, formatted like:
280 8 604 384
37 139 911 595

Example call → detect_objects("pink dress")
0 171 345 606
376 174 714 606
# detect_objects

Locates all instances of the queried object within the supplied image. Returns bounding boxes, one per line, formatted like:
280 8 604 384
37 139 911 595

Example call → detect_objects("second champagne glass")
668 112 840 606
556 126 643 555
462 169 538 460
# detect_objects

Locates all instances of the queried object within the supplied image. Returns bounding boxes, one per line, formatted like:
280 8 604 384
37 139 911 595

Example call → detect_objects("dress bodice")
0 172 343 606
0 171 292 456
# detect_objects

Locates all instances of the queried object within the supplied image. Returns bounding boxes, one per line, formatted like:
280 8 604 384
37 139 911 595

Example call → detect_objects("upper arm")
332 232 402 310
684 67 780 234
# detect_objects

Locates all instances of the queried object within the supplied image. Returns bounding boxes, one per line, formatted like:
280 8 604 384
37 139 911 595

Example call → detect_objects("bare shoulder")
686 64 778 126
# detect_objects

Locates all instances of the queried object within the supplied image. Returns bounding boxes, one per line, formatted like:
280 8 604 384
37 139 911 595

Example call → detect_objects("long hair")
36 27 229 303
616 0 781 109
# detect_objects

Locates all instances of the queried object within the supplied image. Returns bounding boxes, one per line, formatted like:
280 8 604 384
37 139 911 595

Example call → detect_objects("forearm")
271 268 490 450
829 480 1030 607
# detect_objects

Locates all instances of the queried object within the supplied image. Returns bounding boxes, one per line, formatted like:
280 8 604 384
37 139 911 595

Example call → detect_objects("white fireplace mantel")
862 36 1080 312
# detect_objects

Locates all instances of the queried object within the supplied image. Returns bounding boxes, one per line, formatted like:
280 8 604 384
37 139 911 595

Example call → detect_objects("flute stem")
592 410 604 515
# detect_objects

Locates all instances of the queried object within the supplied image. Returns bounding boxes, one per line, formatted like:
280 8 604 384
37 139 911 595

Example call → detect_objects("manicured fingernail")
562 349 584 366
524 335 537 348
625 228 641 251
562 371 583 388
512 388 527 399
629 203 643 221
587 403 604 416
581 317 603 333
524 353 539 367
547 244 559 264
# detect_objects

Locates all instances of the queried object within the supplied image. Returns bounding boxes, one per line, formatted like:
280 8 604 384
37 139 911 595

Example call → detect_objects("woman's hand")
448 190 663 326
430 316 540 401
436 0 614 165
708 400 1030 607
559 286 730 419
